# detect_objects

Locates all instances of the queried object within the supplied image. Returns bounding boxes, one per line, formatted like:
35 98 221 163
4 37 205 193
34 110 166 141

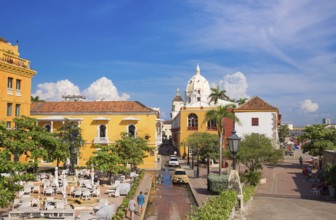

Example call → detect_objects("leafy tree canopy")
87 144 120 178
238 133 283 172
278 124 290 143
300 124 336 157
187 132 219 161
115 133 152 169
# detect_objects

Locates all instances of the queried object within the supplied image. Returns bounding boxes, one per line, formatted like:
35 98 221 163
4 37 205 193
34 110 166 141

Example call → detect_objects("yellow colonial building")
31 101 163 170
171 65 235 156
0 37 36 128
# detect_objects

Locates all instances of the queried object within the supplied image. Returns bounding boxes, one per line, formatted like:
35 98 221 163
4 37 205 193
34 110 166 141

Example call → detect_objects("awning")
93 116 110 121
122 116 140 121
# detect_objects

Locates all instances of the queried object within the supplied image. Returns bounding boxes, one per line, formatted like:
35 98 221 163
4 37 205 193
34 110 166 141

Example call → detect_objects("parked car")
169 155 177 160
168 157 179 167
172 168 189 184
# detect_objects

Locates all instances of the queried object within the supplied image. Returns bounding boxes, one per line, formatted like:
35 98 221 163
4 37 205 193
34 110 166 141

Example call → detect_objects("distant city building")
323 118 332 125
0 37 36 128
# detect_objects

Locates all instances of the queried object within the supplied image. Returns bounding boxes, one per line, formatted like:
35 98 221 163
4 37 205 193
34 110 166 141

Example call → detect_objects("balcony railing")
187 126 198 131
94 137 109 144
16 89 21 96
7 88 13 95
1 52 30 69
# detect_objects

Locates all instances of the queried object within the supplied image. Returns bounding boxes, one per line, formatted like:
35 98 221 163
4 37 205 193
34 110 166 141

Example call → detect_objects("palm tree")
208 85 229 104
31 96 45 102
237 98 248 105
204 104 240 175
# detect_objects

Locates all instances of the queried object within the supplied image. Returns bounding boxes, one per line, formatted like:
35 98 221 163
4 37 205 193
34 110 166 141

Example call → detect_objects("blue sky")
1 0 335 126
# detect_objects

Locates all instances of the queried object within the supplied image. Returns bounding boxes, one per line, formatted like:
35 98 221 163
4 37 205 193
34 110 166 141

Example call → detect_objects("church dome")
185 65 211 105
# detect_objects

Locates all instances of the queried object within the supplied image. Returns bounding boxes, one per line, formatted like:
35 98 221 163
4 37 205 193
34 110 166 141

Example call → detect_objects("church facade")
171 65 281 155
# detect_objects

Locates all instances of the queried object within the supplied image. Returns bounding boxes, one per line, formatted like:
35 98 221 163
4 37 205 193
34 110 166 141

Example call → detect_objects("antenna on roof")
62 95 86 102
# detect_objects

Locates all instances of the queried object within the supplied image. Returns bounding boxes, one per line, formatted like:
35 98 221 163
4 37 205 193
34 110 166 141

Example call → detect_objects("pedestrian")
137 191 145 214
128 196 137 220
299 156 303 167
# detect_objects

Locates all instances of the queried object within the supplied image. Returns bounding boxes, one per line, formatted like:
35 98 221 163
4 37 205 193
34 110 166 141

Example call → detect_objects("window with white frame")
188 113 198 130
128 124 136 137
99 125 107 138
16 79 21 96
7 103 12 116
15 104 20 116
7 77 13 94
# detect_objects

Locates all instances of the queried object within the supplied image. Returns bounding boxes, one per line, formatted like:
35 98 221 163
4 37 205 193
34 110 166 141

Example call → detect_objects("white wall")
235 112 276 140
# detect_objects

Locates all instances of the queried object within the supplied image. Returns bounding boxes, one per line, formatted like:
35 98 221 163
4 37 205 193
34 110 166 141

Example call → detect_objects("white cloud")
33 77 130 101
32 80 80 101
219 72 249 100
82 77 130 101
300 99 319 113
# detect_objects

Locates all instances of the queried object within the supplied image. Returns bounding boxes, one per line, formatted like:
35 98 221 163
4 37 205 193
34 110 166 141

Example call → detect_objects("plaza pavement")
178 149 336 219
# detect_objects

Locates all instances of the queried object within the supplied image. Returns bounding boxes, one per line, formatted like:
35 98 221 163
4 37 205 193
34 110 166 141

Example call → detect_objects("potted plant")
326 163 336 198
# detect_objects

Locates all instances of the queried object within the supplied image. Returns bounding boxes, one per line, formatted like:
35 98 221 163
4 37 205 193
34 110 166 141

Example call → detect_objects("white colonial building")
234 96 281 148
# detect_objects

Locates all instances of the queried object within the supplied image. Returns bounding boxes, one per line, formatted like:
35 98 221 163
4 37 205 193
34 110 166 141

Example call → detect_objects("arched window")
44 124 51 132
99 125 106 138
128 125 136 137
207 120 217 130
188 113 198 130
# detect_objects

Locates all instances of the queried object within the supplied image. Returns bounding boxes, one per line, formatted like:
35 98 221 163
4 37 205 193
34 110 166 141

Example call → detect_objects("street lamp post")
187 145 190 165
227 130 241 170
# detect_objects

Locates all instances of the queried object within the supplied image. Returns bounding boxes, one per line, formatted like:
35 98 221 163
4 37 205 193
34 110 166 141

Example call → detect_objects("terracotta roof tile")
235 96 278 111
31 101 157 114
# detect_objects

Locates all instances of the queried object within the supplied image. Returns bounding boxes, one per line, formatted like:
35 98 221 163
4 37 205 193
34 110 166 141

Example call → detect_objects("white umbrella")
54 166 59 187
91 165 95 186
96 204 114 220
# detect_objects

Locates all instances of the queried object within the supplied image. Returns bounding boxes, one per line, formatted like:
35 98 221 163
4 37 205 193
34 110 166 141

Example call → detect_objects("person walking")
128 196 137 220
137 191 145 214
299 156 303 167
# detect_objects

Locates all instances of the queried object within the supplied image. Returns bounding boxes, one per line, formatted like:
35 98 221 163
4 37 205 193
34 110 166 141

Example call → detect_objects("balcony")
187 126 198 131
16 89 21 96
7 88 13 95
94 137 109 144
1 52 30 69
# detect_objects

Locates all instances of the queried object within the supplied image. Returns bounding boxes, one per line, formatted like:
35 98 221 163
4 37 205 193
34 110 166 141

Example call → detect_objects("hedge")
208 173 229 194
188 190 237 220
242 185 256 204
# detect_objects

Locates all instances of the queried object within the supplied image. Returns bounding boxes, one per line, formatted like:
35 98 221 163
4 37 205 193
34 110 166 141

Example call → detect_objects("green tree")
237 133 283 185
115 133 152 170
278 124 290 144
57 119 83 173
300 124 336 158
5 116 59 174
204 104 239 175
208 85 229 104
87 144 120 182
0 121 35 208
187 132 219 175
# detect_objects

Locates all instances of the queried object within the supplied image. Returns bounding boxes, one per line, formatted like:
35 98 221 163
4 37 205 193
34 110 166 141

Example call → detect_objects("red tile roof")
235 96 278 112
31 101 158 114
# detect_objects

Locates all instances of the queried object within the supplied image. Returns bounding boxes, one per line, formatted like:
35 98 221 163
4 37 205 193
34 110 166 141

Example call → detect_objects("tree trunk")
219 133 223 175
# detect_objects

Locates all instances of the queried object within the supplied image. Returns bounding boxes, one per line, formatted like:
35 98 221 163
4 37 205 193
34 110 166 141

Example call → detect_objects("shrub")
188 190 237 220
242 185 256 204
240 171 261 186
208 173 229 194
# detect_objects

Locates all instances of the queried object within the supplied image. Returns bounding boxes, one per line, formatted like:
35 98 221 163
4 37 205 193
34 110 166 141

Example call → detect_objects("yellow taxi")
172 168 189 184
